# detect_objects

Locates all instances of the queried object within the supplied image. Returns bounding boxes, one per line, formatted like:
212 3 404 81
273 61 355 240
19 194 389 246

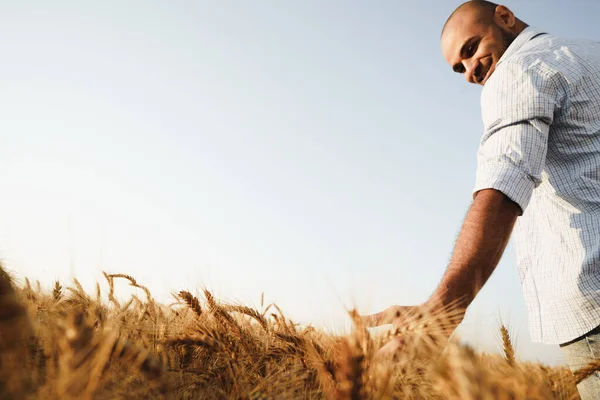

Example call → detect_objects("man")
363 1 600 398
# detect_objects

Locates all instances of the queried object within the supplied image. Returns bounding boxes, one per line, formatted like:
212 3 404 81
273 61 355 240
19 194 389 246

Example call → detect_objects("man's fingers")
361 311 386 327
373 337 405 362
361 306 405 327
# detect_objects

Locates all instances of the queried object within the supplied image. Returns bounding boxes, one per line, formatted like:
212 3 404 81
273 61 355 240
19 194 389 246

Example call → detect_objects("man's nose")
463 59 480 84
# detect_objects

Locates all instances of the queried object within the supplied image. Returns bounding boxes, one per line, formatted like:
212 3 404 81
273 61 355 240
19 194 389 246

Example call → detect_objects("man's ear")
493 5 516 30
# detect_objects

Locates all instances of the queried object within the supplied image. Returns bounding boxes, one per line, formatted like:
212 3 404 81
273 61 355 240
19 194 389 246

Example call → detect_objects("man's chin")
481 66 496 85
478 56 497 85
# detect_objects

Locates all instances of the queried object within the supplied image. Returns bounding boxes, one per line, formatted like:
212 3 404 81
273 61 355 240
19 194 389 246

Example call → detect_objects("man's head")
441 1 528 85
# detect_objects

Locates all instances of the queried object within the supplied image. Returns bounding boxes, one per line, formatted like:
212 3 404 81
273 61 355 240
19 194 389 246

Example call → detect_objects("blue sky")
1 0 599 365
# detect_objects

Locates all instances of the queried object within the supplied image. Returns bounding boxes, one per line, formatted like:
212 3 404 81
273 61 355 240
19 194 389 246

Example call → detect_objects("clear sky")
1 0 599 365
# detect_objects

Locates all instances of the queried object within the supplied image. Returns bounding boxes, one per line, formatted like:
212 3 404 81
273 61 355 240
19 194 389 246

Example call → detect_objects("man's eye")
467 42 478 57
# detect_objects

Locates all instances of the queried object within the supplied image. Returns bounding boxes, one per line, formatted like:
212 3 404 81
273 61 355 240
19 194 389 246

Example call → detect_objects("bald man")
363 1 600 397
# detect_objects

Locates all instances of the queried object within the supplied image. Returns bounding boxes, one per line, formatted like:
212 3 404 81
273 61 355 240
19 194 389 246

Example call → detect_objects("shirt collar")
497 26 547 66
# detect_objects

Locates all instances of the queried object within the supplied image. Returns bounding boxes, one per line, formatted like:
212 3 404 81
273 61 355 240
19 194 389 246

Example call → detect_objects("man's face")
441 10 516 86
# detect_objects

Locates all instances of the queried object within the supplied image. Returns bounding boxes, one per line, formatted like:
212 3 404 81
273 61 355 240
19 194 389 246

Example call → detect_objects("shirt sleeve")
475 60 565 215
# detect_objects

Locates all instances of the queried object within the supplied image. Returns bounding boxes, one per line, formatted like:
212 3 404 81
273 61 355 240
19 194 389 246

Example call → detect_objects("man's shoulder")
505 34 600 77
480 50 562 123
481 55 554 102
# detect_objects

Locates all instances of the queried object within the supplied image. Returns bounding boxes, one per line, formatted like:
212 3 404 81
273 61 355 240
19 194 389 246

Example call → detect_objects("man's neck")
513 20 529 37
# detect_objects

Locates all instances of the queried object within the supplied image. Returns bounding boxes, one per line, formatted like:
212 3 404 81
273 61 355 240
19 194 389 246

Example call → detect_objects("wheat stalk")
573 360 600 384
335 336 366 400
53 280 63 301
178 291 202 317
0 263 34 398
500 324 516 367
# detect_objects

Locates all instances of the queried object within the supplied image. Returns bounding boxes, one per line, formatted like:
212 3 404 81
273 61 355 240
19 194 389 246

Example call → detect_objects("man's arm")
362 188 521 330
428 188 520 319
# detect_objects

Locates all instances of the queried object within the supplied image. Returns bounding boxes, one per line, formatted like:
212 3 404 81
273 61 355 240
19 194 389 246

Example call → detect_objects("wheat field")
0 263 588 399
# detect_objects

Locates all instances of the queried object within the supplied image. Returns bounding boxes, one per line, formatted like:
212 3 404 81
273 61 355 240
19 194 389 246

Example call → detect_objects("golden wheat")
499 324 516 367
0 266 583 399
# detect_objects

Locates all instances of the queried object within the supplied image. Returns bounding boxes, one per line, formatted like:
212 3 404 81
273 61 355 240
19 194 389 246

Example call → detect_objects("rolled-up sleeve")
474 60 565 214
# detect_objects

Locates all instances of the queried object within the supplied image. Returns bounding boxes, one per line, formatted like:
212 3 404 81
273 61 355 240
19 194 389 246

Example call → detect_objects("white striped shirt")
476 27 600 344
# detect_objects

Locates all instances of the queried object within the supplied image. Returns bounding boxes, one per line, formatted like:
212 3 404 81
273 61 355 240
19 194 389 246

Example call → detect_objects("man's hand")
362 302 463 333
361 300 465 360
